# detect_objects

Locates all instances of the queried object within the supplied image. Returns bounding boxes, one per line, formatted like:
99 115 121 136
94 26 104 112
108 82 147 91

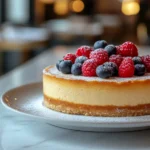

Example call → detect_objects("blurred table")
46 19 103 36
45 18 103 44
0 46 150 150
0 26 49 62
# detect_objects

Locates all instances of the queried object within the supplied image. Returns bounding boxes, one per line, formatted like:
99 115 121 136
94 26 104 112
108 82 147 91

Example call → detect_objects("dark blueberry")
94 40 107 49
132 57 143 65
96 65 112 79
59 60 72 74
103 62 118 76
71 63 82 75
75 56 88 64
134 64 146 76
56 60 63 70
104 45 116 56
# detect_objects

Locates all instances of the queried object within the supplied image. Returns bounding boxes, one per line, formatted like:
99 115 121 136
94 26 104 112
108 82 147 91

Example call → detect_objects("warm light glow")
40 0 54 4
54 0 69 15
122 0 140 15
71 0 84 13
137 23 148 44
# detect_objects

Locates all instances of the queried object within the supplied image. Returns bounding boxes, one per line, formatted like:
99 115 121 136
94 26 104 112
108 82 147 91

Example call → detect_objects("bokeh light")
122 0 140 15
71 0 84 13
54 0 69 15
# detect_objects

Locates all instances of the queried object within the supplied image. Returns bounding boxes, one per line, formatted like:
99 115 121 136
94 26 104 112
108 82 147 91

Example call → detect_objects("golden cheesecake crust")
43 66 150 116
44 95 150 116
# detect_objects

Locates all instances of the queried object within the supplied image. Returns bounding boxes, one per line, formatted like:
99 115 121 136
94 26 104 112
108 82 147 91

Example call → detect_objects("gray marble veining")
0 46 150 150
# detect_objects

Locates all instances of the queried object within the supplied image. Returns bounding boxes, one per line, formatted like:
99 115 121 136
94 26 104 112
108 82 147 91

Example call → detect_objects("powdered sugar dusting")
44 66 150 83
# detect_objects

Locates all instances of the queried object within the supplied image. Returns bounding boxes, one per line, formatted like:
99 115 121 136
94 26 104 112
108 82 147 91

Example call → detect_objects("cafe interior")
0 0 149 75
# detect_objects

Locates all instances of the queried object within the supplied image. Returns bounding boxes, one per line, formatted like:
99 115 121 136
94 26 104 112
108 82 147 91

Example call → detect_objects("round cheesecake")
43 66 150 117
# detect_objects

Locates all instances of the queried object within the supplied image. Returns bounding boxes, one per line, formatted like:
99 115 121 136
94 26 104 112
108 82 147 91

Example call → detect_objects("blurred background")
0 0 149 75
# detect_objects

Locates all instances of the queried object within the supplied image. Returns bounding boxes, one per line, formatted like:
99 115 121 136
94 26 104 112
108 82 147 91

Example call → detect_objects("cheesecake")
43 66 150 117
43 40 150 117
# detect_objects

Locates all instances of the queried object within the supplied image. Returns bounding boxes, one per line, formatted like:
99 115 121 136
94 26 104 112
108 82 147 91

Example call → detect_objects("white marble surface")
0 46 150 150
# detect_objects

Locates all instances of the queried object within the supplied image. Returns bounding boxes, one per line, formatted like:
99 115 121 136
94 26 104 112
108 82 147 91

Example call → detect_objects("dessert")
43 41 150 117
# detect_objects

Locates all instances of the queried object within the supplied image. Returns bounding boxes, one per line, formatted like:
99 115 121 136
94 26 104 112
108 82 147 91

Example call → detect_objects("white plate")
1 82 150 132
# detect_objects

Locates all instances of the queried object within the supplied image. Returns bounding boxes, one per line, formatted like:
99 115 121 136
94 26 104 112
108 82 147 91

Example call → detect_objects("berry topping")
104 45 116 56
89 49 108 65
63 53 76 63
82 59 99 76
132 56 143 65
59 60 72 74
71 63 82 75
119 57 135 77
109 55 123 67
134 64 146 76
116 45 121 54
96 64 112 79
118 41 138 57
76 46 93 58
75 56 88 64
103 62 118 76
94 40 107 49
56 60 63 70
141 55 150 72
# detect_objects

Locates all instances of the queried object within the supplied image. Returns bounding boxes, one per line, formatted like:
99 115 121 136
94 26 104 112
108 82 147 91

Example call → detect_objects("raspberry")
82 59 99 76
141 55 150 72
109 55 123 67
63 53 76 63
89 49 108 65
119 57 135 77
76 46 93 58
118 42 138 57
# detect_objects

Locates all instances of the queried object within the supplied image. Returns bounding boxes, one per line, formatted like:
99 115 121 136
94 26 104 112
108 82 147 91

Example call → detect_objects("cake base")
44 95 150 117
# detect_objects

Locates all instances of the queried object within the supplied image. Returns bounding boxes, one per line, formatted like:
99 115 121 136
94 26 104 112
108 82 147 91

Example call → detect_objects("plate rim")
1 82 150 126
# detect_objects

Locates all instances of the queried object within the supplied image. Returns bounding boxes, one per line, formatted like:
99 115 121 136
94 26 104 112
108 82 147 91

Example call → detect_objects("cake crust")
44 95 150 117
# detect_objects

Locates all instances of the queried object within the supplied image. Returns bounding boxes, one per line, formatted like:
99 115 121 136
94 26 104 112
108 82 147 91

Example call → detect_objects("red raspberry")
76 46 93 58
109 55 123 67
82 59 99 76
141 55 150 72
119 57 135 77
89 49 108 65
118 42 138 57
63 53 76 63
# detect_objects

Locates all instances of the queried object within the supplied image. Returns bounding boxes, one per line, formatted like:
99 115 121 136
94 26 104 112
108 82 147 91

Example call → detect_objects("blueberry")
94 40 107 49
134 64 146 76
75 56 88 64
103 62 118 76
132 57 143 65
71 63 82 75
96 65 112 79
104 45 116 56
56 60 63 70
59 60 72 74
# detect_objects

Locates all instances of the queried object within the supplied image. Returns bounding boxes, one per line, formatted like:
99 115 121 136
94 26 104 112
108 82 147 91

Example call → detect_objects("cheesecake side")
43 66 150 116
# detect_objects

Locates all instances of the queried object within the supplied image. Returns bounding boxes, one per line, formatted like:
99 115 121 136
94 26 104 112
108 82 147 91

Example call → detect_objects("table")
46 19 103 36
0 46 150 150
0 26 49 62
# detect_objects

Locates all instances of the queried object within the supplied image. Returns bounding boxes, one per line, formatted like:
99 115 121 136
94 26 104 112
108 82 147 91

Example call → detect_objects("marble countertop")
0 46 150 150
